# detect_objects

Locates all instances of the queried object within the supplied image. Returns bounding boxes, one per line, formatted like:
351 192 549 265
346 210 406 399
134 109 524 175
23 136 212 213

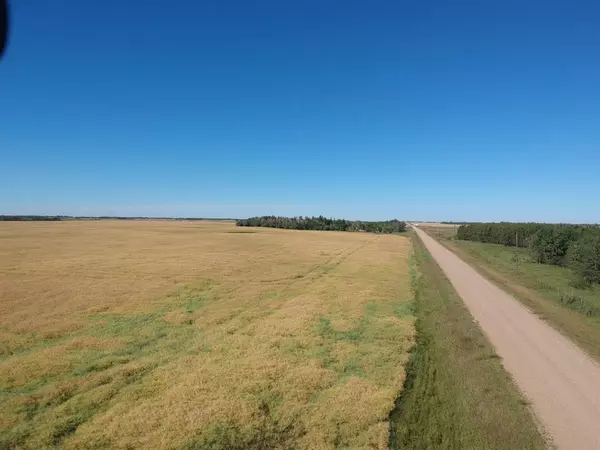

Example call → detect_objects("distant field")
414 223 459 240
0 221 413 449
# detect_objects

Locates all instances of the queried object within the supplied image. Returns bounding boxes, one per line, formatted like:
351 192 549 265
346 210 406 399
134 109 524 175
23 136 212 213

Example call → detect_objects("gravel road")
413 226 600 450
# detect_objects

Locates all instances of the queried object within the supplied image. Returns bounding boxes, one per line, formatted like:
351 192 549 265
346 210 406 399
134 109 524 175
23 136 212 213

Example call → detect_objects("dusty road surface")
413 226 600 450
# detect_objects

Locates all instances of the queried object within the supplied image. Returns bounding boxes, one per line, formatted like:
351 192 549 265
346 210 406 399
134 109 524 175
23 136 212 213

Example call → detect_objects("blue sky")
1 0 599 222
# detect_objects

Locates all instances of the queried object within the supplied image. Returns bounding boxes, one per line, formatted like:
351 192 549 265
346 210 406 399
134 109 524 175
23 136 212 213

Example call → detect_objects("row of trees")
0 215 64 221
236 216 407 234
457 223 600 285
0 215 234 221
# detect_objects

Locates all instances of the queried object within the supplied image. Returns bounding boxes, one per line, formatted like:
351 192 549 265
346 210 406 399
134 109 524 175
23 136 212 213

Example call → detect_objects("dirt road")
413 226 600 450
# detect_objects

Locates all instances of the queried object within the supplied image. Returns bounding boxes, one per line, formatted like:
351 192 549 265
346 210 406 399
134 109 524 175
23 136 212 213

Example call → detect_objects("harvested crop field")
0 220 414 449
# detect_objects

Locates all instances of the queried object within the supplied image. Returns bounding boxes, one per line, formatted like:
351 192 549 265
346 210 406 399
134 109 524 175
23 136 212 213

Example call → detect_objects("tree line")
0 215 64 221
457 222 600 285
0 215 234 221
236 216 407 233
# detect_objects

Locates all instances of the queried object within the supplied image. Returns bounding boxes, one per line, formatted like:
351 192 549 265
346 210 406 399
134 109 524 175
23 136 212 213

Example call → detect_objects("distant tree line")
236 216 407 233
441 221 476 225
0 215 234 221
0 215 64 221
457 223 600 286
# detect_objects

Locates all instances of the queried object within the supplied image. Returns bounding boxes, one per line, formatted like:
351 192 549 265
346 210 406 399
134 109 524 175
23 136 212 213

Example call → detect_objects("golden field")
0 220 414 449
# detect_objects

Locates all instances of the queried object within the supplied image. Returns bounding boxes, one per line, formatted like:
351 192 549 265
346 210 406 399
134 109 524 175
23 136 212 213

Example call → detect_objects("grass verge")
440 238 600 362
389 233 546 450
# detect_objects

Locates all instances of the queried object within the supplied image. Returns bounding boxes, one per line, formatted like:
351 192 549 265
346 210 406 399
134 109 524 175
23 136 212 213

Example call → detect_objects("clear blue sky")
1 0 599 222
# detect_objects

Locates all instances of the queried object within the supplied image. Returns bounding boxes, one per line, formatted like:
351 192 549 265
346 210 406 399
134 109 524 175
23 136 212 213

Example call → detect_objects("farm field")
0 220 414 449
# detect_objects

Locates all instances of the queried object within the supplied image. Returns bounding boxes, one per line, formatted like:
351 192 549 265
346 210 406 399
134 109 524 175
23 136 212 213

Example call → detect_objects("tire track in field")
258 236 380 285
219 236 381 336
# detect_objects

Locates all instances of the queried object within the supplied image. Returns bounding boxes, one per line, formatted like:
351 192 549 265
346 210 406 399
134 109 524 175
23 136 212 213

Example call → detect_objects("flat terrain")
390 233 545 450
414 223 459 240
443 239 600 361
414 226 600 450
0 221 414 449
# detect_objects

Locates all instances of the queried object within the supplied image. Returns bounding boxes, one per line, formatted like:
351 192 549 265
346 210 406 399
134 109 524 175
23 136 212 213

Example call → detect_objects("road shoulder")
390 232 546 449
435 237 600 362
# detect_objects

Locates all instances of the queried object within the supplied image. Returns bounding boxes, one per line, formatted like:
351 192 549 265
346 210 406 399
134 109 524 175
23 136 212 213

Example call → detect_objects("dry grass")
0 220 413 449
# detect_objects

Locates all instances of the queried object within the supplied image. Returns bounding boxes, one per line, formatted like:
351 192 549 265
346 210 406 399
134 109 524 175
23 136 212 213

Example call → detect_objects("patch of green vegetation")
0 425 29 449
389 234 546 450
52 413 90 445
258 291 279 301
392 301 414 318
314 345 335 367
181 409 299 450
314 293 413 385
341 358 366 378
316 300 400 344
0 284 219 449
455 240 600 313
71 355 130 377
364 302 377 316
1 382 116 449
558 290 600 316
316 317 362 342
